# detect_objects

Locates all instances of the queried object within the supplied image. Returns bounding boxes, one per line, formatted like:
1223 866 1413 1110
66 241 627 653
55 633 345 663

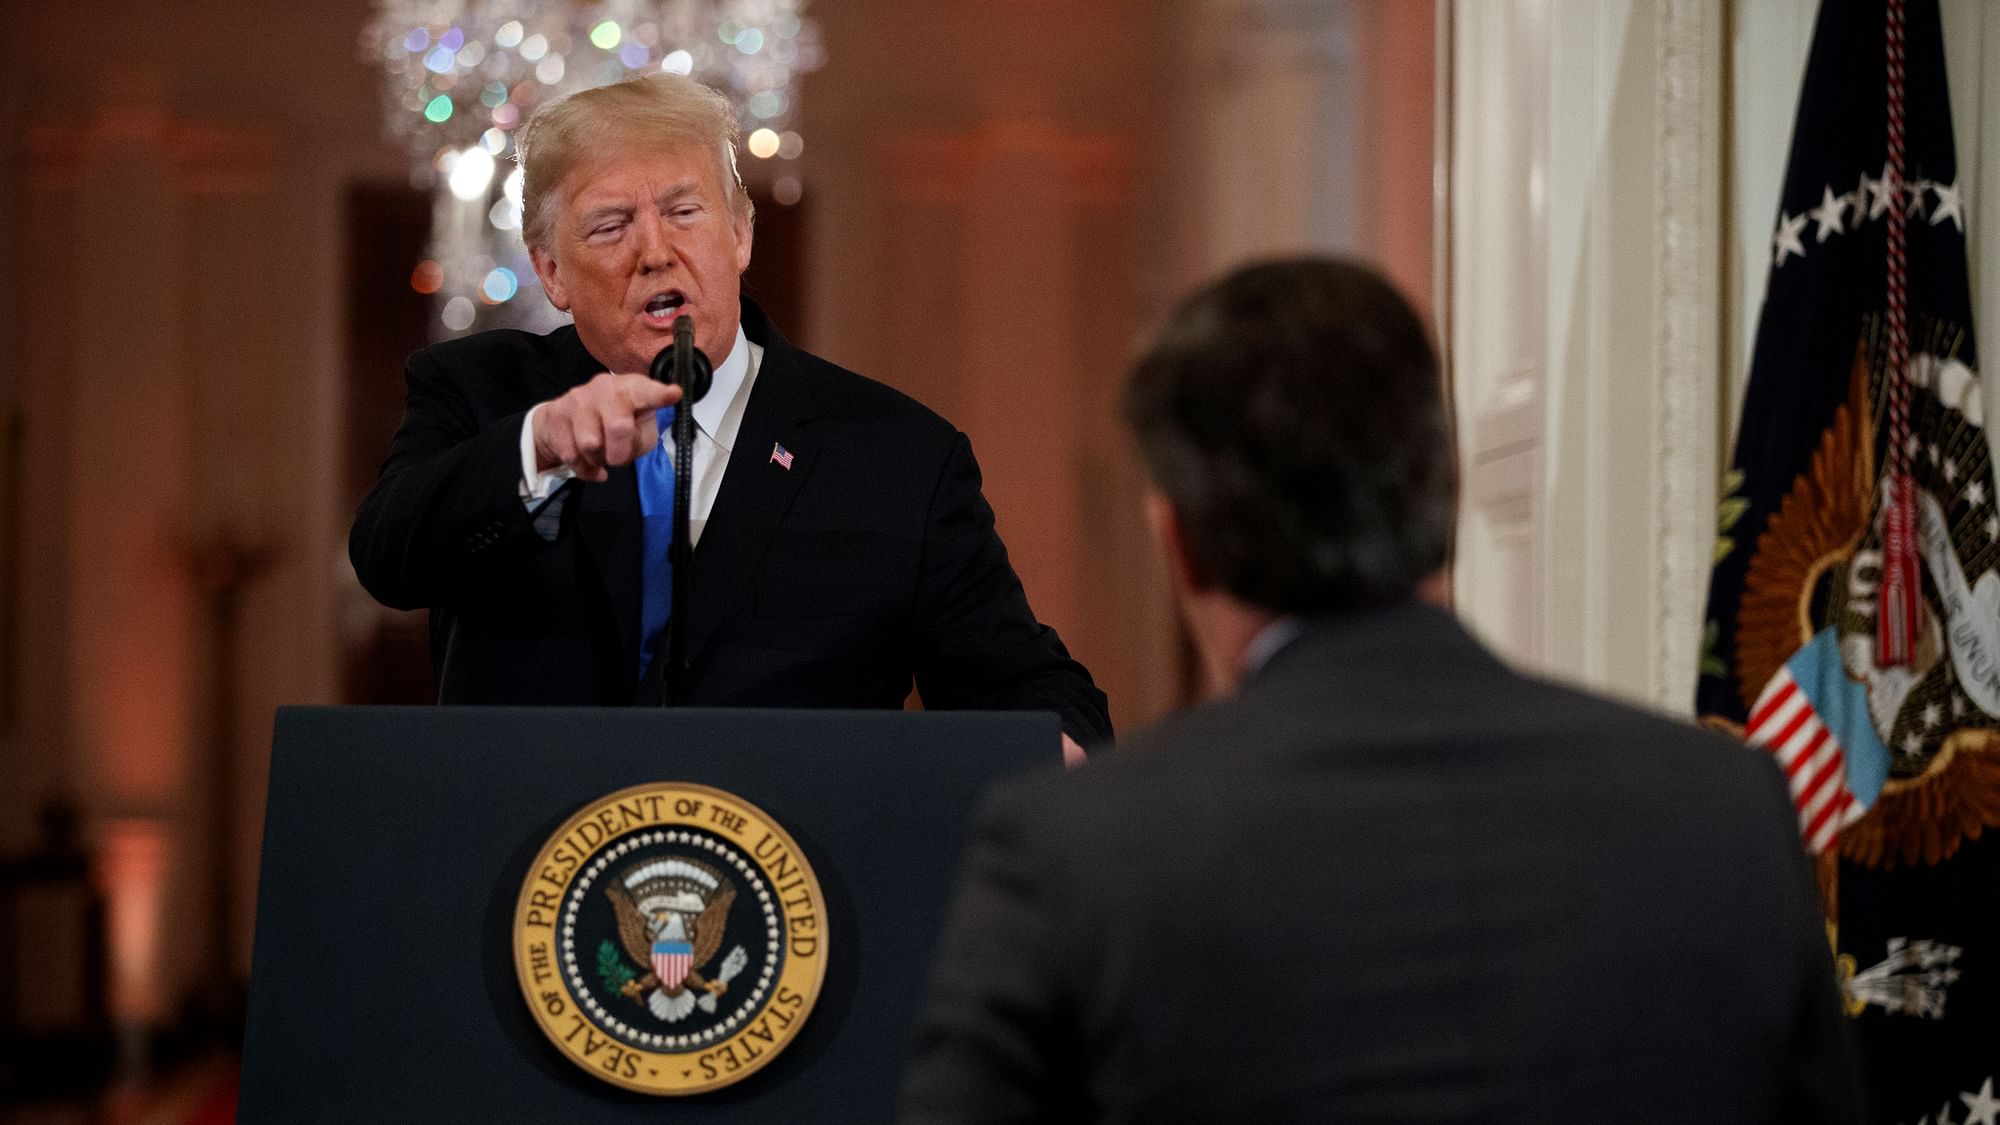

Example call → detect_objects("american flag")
770 442 794 470
1746 662 1862 855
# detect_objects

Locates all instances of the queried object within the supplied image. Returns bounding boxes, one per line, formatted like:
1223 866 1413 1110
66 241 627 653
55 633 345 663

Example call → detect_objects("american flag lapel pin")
770 442 795 470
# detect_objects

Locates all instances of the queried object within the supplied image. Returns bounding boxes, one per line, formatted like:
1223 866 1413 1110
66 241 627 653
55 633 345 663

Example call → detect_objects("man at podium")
901 259 1860 1122
348 74 1109 755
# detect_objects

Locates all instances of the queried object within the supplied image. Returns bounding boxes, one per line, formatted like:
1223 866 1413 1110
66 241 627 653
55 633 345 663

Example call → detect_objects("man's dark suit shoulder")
415 325 564 367
390 327 579 434
787 345 963 450
985 623 1797 856
408 325 570 387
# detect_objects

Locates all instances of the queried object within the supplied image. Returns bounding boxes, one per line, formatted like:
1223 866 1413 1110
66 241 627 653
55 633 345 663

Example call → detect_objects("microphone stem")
659 316 704 706
667 408 694 705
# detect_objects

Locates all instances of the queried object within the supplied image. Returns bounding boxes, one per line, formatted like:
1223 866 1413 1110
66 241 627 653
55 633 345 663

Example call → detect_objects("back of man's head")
1122 258 1453 615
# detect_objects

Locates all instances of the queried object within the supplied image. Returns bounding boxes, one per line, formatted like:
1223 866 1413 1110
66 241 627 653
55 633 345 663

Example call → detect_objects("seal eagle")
606 857 736 1017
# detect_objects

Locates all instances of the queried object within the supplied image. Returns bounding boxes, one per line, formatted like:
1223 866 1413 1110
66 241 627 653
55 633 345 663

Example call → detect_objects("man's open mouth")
644 292 686 322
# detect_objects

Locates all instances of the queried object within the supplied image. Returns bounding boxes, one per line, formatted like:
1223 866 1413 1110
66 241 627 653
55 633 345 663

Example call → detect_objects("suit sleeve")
909 432 1113 745
900 781 1091 1124
348 350 556 611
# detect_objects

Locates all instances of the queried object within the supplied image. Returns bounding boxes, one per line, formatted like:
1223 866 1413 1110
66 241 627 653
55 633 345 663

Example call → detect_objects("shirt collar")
692 324 752 450
1239 616 1304 680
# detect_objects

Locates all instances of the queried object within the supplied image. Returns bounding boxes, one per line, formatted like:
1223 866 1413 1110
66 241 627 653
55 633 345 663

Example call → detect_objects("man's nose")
635 211 675 270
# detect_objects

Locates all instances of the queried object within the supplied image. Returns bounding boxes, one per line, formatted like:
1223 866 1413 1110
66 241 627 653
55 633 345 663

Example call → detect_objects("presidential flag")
1696 1 1994 1119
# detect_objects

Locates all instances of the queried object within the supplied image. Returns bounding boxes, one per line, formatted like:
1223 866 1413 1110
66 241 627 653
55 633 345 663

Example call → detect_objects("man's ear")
529 243 569 312
732 207 754 274
1143 492 1209 595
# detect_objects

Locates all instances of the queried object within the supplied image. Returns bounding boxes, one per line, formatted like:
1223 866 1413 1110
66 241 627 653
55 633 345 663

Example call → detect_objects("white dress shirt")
517 325 760 546
1240 616 1304 679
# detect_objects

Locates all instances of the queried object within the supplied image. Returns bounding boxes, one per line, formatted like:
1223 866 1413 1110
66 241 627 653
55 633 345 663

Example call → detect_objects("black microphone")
650 315 713 405
649 315 712 706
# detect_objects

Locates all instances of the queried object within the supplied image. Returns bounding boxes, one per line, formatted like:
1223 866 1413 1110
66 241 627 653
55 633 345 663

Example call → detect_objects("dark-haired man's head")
1123 257 1453 691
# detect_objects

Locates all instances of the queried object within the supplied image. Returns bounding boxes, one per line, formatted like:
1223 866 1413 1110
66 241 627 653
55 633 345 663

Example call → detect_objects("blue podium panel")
240 706 1056 1122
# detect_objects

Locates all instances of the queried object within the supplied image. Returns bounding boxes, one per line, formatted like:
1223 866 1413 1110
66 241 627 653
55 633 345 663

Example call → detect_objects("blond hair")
516 73 752 251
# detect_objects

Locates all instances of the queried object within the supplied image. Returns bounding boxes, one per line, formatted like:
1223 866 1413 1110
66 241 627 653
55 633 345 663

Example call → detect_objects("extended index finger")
616 372 683 413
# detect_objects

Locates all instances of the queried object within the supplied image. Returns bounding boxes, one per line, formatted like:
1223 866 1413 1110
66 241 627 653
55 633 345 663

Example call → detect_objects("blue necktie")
636 405 676 684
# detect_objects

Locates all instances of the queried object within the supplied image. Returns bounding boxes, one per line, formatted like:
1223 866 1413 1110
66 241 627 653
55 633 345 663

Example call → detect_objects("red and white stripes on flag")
652 941 693 989
1746 668 1861 854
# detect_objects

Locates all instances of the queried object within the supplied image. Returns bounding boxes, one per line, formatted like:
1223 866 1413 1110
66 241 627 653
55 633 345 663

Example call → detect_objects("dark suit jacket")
901 603 1862 1124
348 299 1110 741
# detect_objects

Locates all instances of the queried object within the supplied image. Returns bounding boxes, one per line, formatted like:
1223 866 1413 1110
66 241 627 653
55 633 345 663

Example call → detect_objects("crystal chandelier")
362 0 821 336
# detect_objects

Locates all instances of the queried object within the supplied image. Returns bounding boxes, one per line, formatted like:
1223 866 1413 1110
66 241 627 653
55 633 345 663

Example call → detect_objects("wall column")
27 75 283 1043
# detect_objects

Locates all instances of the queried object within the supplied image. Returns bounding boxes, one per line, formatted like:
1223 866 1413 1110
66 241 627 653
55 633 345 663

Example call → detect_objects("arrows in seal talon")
698 946 749 1014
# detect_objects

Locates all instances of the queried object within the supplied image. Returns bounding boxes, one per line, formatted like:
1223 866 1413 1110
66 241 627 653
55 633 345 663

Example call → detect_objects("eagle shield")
652 940 693 989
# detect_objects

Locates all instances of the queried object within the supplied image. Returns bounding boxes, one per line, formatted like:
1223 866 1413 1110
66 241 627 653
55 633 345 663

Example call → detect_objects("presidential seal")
511 783 828 1095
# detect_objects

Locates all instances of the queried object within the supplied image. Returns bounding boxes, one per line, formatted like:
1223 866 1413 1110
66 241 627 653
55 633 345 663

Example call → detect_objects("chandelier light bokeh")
363 0 821 336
